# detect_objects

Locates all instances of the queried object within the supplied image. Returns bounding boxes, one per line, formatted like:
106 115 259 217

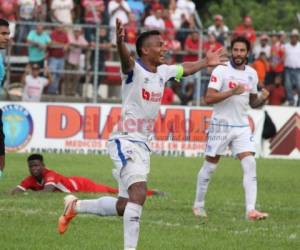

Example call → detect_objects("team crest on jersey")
210 75 217 82
248 75 253 82
144 77 149 84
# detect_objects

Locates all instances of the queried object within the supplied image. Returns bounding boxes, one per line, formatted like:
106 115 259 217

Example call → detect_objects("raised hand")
205 48 228 67
116 18 125 44
261 88 270 100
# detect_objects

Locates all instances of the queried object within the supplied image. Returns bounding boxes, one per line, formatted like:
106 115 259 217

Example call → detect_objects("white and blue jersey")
208 61 258 127
109 60 183 146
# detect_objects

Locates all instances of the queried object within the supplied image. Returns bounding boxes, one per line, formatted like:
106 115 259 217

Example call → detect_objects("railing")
4 20 211 104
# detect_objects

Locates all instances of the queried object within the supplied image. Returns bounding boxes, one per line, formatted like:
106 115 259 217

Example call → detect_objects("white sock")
123 202 142 250
241 155 257 213
194 161 217 208
75 196 118 216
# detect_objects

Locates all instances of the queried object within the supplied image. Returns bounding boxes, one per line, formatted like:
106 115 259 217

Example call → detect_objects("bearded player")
193 36 269 221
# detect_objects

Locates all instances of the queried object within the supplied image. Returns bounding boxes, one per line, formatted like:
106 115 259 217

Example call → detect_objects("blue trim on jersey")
209 123 249 128
136 59 152 72
125 70 134 84
115 139 127 167
128 140 151 152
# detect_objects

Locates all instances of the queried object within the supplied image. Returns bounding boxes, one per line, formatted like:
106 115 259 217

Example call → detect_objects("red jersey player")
11 154 161 196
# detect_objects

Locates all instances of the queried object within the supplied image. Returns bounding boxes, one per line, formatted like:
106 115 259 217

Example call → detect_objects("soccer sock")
123 202 142 250
241 155 257 213
75 196 118 216
194 160 217 208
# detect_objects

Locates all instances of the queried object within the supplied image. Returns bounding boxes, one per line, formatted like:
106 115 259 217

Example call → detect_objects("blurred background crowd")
1 0 300 107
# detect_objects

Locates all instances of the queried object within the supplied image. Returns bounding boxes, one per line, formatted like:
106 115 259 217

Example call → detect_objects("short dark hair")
231 36 251 52
0 19 9 28
136 30 161 57
27 154 44 163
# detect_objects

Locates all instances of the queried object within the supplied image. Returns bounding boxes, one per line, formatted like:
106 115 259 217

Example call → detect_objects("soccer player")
193 36 269 221
0 19 10 179
11 154 161 196
58 18 227 250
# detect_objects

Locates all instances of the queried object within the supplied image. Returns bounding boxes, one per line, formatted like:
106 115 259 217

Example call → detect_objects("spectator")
176 12 195 47
181 30 200 104
169 0 184 30
0 0 18 38
284 29 300 106
144 4 165 30
165 32 181 64
253 33 271 59
125 13 138 48
27 24 51 68
47 26 69 94
208 15 229 46
269 32 285 83
108 0 130 44
203 33 223 55
183 30 200 62
251 52 269 88
51 0 74 24
22 64 52 102
267 75 286 106
81 0 108 42
15 0 39 54
162 8 175 38
177 0 195 22
127 0 145 23
233 16 256 47
65 26 88 96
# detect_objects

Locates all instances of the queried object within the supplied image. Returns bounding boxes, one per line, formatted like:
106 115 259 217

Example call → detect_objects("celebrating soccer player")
58 18 227 250
193 36 269 221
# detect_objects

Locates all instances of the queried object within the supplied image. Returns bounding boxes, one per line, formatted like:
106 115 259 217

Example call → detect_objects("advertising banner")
263 106 300 159
0 102 265 157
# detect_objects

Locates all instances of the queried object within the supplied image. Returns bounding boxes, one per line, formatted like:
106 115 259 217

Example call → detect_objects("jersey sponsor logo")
228 81 251 91
228 81 237 88
2 104 33 152
210 75 217 82
142 88 162 102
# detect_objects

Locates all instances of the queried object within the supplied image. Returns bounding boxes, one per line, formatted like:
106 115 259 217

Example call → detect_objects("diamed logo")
2 104 33 152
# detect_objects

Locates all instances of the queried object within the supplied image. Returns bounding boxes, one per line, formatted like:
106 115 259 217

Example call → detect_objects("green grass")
0 154 299 250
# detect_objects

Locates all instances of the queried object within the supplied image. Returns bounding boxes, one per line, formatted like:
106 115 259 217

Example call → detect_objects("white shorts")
107 139 150 198
205 125 255 157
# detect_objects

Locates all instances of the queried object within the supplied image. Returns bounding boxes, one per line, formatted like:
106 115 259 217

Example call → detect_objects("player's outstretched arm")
182 48 227 76
205 84 245 104
249 88 269 108
116 18 134 74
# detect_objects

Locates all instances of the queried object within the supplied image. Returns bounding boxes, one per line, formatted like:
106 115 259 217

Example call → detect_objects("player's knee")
116 198 128 216
128 182 147 206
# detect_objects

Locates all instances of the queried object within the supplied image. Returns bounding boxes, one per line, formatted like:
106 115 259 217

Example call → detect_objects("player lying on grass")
57 18 227 250
11 154 162 196
193 36 269 221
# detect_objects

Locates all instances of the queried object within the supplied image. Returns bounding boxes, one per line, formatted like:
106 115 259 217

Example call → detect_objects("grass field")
0 153 299 250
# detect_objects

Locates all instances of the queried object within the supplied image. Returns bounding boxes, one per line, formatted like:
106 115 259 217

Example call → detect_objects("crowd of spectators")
0 0 299 107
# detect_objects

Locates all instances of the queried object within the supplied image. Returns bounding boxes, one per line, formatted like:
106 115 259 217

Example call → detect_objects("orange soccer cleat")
247 210 269 221
58 195 78 234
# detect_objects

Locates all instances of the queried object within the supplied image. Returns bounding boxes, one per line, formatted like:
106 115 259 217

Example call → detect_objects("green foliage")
0 153 299 249
200 0 300 31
